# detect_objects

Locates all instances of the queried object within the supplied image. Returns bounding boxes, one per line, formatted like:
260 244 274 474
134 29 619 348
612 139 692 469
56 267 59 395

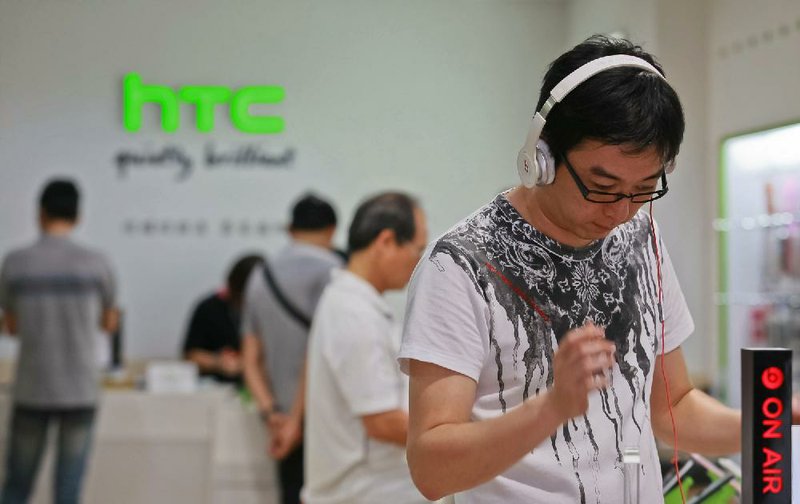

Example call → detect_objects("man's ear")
374 228 397 250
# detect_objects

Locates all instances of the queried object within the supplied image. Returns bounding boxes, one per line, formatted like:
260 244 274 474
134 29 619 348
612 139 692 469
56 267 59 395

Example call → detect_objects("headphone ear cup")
517 149 539 188
535 140 556 185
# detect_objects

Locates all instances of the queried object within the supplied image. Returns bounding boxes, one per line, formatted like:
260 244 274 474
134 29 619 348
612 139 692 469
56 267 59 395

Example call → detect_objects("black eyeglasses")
562 154 669 204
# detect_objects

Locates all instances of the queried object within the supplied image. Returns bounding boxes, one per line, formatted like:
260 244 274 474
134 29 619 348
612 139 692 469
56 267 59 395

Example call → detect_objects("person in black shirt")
182 255 264 384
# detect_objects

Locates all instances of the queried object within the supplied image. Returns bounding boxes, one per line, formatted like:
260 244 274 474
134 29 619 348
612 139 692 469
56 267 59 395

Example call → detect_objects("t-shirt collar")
39 232 71 243
494 192 603 260
332 269 393 319
285 240 339 262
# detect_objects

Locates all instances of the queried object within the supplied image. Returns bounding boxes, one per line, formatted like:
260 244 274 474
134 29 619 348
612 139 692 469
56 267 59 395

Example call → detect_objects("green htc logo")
123 73 285 134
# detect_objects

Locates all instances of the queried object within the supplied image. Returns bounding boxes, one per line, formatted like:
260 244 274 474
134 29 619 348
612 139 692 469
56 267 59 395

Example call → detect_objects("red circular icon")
762 367 784 390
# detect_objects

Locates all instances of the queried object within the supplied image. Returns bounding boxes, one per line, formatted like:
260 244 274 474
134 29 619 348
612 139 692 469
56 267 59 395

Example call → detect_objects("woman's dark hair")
347 192 418 254
537 35 684 167
40 178 80 221
227 254 265 304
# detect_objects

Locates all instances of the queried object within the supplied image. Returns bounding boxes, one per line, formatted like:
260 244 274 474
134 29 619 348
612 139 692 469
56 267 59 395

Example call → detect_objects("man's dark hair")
227 254 265 304
290 193 337 231
537 35 684 167
347 192 418 254
40 178 80 221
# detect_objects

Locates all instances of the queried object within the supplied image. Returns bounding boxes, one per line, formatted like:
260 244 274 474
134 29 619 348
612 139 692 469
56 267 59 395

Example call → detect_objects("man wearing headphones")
400 35 795 503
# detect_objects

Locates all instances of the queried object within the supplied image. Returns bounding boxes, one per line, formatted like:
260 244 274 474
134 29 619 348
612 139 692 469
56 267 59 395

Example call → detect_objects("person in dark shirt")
182 254 264 384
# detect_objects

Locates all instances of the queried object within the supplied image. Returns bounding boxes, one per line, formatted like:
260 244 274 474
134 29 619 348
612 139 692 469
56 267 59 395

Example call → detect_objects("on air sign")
742 348 793 503
123 73 285 134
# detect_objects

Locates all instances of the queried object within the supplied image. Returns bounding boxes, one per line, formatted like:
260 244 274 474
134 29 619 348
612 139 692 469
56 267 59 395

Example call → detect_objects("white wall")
565 0 658 49
654 0 712 382
0 0 566 358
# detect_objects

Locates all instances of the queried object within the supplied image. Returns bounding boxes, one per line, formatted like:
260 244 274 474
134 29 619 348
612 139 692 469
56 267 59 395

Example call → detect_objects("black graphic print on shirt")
430 194 664 504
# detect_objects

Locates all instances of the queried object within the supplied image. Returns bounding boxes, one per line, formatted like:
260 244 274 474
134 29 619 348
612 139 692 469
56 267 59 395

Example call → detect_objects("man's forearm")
100 308 119 333
186 350 221 374
656 388 741 456
408 391 566 499
2 312 16 335
242 334 276 414
243 361 275 413
288 359 307 421
363 410 409 446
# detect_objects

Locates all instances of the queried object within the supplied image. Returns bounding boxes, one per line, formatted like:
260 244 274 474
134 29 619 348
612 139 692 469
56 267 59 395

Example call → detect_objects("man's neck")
506 187 593 248
291 232 331 250
42 221 74 237
346 253 386 294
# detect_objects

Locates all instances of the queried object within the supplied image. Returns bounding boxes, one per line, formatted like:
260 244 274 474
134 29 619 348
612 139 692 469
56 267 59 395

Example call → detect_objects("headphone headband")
548 55 663 107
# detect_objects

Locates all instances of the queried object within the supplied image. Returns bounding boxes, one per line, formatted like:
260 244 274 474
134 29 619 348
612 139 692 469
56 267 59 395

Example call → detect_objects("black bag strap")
262 260 312 330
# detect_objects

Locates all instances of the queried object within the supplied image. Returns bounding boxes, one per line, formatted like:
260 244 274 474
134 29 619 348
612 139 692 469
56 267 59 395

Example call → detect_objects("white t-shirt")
399 194 694 504
303 270 426 504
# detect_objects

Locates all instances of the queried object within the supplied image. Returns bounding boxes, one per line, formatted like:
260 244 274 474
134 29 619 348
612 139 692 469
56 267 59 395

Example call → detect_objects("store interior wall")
654 0 712 384
1 0 799 391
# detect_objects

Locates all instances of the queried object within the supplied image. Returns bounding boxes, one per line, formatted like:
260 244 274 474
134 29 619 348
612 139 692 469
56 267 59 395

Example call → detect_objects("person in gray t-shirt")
242 193 343 504
0 179 118 504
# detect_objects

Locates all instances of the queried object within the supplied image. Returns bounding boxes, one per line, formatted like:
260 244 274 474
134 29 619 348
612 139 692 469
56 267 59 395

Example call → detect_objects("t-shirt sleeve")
240 267 263 337
182 299 216 354
323 309 402 416
308 266 336 315
658 241 695 354
398 250 490 383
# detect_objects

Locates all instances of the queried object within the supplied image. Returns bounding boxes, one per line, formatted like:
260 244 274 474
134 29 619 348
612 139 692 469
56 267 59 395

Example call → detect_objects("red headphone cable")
648 201 686 504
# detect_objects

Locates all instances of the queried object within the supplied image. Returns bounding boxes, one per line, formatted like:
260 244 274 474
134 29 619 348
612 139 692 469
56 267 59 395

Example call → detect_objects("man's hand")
267 413 302 460
217 350 242 377
793 394 800 425
266 410 287 432
549 321 615 420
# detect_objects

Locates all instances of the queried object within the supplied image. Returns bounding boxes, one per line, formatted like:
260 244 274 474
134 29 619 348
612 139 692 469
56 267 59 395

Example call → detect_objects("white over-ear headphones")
517 54 676 188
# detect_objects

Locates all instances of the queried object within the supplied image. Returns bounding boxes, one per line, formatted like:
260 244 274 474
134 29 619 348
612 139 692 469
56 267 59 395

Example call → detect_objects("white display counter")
0 385 279 504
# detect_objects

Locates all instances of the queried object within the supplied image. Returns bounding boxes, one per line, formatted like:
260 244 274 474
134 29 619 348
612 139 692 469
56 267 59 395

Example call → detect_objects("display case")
716 121 800 406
